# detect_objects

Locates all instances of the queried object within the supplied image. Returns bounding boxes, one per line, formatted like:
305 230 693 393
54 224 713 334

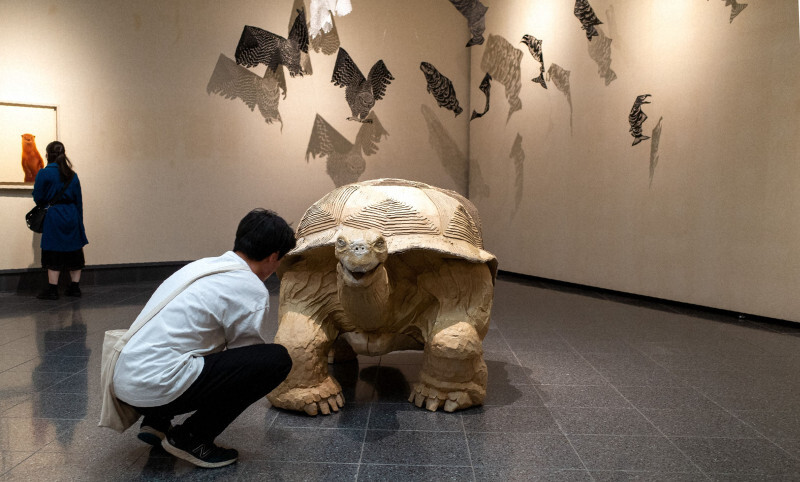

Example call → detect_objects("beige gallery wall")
0 0 471 269
2 0 798 323
469 0 800 321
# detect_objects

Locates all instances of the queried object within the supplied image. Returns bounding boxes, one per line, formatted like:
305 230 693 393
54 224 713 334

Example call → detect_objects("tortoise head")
334 227 388 285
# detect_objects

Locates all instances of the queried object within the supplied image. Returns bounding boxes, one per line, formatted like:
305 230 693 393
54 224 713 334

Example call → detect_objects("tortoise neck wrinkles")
337 262 392 331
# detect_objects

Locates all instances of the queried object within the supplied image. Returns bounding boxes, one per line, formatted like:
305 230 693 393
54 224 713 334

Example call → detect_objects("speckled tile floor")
1 274 799 481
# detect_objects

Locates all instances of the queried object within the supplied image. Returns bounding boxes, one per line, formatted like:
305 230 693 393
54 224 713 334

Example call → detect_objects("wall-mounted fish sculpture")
629 94 652 146
448 0 489 47
480 34 523 122
521 34 547 89
587 28 616 86
574 0 603 41
207 54 286 127
235 8 310 77
547 63 573 134
331 48 394 122
471 73 492 121
420 62 463 117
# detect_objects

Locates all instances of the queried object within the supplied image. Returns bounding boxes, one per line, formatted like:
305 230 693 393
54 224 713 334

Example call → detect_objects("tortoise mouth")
339 262 384 286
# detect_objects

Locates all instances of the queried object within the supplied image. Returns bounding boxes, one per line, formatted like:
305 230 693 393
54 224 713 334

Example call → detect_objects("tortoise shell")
287 178 497 277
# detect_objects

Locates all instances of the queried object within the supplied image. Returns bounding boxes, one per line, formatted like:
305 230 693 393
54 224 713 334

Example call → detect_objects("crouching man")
113 208 296 468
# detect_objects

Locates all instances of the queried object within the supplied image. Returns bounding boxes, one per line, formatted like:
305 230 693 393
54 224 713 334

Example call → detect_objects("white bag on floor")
98 263 247 432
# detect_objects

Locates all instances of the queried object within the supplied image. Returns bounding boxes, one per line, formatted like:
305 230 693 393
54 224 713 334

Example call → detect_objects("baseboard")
497 270 797 328
0 260 283 295
0 261 191 294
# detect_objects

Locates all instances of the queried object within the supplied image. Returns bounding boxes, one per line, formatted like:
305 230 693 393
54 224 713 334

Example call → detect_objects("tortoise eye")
374 239 385 249
336 238 347 247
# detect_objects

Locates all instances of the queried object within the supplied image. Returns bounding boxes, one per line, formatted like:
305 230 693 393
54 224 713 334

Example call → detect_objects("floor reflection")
33 302 89 447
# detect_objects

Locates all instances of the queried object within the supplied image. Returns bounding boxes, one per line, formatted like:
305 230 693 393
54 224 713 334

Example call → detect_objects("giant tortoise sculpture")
267 178 497 414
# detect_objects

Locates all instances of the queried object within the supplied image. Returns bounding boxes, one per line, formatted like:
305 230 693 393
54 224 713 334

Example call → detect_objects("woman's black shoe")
36 286 59 300
65 283 81 297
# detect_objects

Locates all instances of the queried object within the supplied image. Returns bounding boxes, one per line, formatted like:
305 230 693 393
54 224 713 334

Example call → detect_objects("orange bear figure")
21 133 44 183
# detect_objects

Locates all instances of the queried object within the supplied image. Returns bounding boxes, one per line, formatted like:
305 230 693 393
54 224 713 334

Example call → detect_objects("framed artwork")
0 102 58 189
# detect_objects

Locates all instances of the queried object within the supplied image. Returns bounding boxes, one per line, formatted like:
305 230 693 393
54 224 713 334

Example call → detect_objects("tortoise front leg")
267 309 344 415
267 257 345 416
410 321 488 412
409 259 493 412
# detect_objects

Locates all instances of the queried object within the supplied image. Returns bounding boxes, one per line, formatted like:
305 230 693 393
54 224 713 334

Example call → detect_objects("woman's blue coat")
32 163 89 251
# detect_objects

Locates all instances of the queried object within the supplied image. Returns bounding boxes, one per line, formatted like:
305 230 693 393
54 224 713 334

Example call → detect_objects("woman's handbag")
25 205 48 233
98 262 247 432
26 177 73 233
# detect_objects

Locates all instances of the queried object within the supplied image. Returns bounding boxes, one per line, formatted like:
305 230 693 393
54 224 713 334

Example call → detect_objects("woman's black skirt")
41 249 85 271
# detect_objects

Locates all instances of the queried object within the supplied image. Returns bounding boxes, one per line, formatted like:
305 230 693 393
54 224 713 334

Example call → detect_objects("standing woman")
32 141 89 300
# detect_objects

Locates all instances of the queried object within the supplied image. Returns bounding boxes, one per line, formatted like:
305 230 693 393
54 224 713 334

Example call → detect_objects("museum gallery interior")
1 0 799 480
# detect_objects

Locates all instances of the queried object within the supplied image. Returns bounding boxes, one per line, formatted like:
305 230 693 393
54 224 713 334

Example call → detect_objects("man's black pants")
135 343 292 442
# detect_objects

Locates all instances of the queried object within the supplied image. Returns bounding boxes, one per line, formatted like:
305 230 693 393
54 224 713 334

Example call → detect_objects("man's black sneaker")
161 431 238 468
137 416 172 446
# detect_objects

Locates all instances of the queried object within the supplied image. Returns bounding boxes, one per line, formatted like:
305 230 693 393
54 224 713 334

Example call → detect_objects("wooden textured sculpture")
268 179 497 414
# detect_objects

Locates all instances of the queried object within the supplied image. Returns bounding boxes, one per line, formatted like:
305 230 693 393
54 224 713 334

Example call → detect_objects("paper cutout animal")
235 8 309 77
420 62 463 117
521 34 547 89
470 73 492 120
448 0 489 47
574 0 603 40
629 94 652 146
331 48 394 122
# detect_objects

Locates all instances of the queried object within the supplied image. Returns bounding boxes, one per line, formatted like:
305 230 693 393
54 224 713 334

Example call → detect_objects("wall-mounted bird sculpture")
235 8 310 77
331 47 394 123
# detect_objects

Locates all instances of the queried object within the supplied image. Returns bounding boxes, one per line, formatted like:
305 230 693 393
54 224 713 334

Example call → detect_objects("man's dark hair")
233 209 296 261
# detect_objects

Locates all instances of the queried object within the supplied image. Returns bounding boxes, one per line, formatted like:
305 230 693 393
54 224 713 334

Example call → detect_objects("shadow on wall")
289 0 314 76
649 117 664 188
588 27 616 86
310 15 341 55
29 232 41 269
547 64 573 135
206 53 286 128
420 104 468 194
480 34 523 123
306 113 389 188
509 133 524 217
